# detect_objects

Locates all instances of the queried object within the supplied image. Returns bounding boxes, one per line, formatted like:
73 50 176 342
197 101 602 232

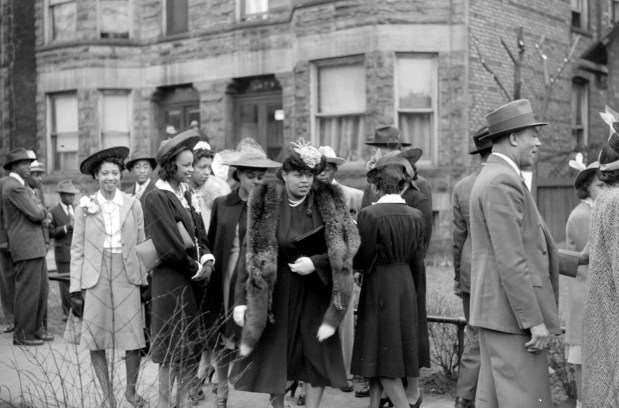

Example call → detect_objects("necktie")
136 184 144 199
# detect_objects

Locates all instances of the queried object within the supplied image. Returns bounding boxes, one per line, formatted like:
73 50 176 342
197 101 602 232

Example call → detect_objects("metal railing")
427 315 468 366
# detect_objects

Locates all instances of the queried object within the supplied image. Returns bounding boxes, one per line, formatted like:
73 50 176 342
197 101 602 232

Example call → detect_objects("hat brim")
156 131 200 165
480 123 547 141
126 157 158 171
3 158 34 171
30 168 45 173
58 188 80 194
574 167 599 189
365 141 412 147
325 157 346 166
226 158 282 169
79 147 130 175
398 148 423 164
469 145 493 155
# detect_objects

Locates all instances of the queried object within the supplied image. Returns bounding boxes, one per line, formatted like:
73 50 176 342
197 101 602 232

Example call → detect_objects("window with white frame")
48 0 77 42
165 0 188 35
99 0 130 39
571 0 589 30
612 0 619 24
49 93 79 171
572 78 589 147
100 91 131 148
396 54 438 164
240 0 268 21
314 58 366 162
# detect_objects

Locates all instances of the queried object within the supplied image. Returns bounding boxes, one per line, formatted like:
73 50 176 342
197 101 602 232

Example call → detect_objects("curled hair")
598 135 619 185
280 150 326 176
576 172 595 199
232 166 264 182
158 146 191 181
367 164 410 195
193 148 214 164
91 157 125 180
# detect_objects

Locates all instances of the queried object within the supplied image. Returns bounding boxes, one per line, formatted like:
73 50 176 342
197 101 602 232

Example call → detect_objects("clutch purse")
137 221 194 271
294 225 327 257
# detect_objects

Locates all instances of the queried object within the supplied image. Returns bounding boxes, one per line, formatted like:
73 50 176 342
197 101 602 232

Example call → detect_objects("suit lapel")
119 195 132 228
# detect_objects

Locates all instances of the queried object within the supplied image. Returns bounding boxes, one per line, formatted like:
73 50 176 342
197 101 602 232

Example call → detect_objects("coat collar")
223 188 244 207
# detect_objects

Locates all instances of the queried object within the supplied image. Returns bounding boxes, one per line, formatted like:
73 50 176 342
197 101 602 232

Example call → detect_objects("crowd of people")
2 97 619 408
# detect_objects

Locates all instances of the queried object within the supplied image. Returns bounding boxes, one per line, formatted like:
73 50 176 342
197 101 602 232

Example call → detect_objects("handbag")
137 221 195 271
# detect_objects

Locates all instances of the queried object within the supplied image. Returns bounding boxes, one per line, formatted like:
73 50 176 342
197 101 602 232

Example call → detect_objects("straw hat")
225 138 281 168
318 146 346 166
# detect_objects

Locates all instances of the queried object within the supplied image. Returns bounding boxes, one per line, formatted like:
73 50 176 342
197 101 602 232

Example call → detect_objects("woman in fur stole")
582 129 619 407
230 138 360 408
352 157 425 408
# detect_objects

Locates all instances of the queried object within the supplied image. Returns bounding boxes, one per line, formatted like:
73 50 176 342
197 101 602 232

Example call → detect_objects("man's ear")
509 133 518 146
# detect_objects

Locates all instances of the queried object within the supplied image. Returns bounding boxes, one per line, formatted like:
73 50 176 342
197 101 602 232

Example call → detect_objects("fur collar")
241 180 360 354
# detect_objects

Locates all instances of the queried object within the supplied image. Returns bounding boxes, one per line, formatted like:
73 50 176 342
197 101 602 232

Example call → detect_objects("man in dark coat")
49 179 80 319
2 148 53 346
452 126 492 408
0 175 14 333
124 150 157 201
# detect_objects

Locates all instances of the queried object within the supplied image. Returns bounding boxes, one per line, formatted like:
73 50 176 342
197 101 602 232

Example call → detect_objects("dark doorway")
232 76 283 159
156 85 199 141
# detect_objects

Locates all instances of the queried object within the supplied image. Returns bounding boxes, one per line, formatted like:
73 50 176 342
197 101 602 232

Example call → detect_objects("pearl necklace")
288 195 306 207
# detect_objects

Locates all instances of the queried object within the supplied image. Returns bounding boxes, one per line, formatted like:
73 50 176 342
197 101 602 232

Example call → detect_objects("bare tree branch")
472 34 511 101
501 37 517 64
513 27 525 99
534 35 550 86
550 34 581 83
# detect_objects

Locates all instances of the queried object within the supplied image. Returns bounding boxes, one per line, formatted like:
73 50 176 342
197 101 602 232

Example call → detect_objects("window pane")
100 0 129 38
244 0 268 15
54 94 78 133
51 93 79 171
102 131 130 148
318 64 366 114
167 0 188 35
317 115 365 162
397 57 434 109
102 93 129 132
51 2 77 42
399 112 433 159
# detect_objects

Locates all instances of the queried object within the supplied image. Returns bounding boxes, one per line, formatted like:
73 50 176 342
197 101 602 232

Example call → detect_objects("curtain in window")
318 115 365 162
399 112 432 159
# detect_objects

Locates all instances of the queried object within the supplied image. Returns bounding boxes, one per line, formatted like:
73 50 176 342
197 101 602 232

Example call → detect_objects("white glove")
233 305 247 327
317 323 336 342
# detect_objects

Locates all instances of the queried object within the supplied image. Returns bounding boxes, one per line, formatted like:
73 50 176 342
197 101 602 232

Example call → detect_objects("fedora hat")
156 129 200 165
482 99 547 141
3 148 35 171
574 161 600 189
30 160 45 173
79 146 130 176
225 138 281 168
398 148 423 165
126 150 157 171
318 146 346 166
365 126 412 148
56 179 80 194
469 126 493 154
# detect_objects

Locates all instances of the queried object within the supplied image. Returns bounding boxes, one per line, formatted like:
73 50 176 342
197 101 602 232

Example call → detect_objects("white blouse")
97 190 123 253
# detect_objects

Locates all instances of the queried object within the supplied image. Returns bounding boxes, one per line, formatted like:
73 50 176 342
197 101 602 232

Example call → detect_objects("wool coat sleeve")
69 205 86 293
452 186 467 290
7 183 48 223
144 191 198 273
353 209 378 273
483 175 544 329
49 206 70 239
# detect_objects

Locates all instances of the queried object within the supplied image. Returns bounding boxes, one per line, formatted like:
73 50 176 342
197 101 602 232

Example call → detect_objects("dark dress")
351 202 425 378
142 186 210 365
205 189 248 346
230 192 347 394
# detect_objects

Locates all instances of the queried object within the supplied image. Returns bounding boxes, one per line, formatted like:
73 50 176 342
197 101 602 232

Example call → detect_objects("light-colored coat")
334 180 363 219
469 155 560 335
70 192 146 293
452 169 480 294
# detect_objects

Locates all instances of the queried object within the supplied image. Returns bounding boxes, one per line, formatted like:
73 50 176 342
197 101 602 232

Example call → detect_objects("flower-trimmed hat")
126 150 158 171
79 146 130 176
367 154 414 180
281 138 326 175
156 129 200 165
225 138 281 168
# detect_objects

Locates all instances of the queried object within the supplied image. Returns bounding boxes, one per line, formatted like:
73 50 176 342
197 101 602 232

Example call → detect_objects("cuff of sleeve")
200 254 215 266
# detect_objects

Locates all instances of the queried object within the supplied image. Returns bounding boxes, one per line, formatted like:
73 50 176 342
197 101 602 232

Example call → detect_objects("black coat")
49 203 74 264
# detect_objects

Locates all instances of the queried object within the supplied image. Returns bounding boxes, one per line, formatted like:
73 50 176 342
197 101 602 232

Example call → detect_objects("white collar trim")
155 179 187 197
491 152 521 176
96 189 123 206
376 194 406 204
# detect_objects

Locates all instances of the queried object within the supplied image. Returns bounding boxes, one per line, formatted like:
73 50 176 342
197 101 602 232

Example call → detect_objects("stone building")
0 0 611 247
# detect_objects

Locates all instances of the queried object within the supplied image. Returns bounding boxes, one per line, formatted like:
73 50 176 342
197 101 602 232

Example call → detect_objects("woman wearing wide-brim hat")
70 146 148 408
141 129 215 408
205 138 280 408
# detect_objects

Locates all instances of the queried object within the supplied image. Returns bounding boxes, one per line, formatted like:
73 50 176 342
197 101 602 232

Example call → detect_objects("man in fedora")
49 179 80 320
2 148 52 346
469 99 560 407
452 126 492 408
124 150 157 202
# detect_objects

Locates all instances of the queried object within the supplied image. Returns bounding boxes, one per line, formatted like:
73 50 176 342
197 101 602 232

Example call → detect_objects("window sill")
39 39 140 52
570 27 593 37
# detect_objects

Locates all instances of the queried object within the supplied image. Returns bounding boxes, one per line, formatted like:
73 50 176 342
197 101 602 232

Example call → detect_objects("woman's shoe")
296 394 306 406
286 380 299 397
409 395 422 408
379 397 393 407
216 397 227 408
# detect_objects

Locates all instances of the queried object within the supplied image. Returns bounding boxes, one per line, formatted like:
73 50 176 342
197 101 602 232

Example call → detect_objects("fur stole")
241 180 360 354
